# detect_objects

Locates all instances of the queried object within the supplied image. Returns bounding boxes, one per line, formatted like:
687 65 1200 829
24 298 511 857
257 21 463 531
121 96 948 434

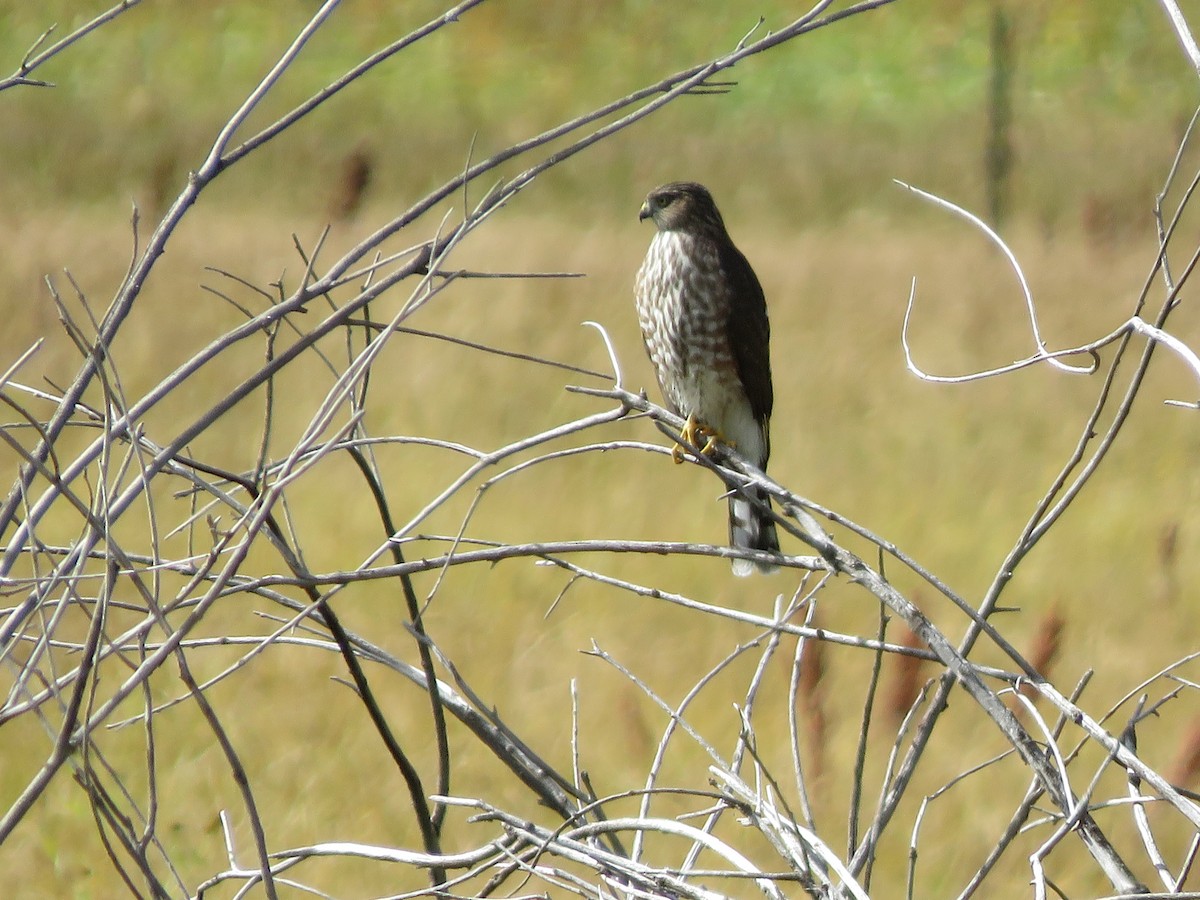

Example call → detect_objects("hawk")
635 181 780 576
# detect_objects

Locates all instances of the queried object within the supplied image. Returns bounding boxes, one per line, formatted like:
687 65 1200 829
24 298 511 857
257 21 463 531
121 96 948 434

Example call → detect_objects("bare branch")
0 0 142 92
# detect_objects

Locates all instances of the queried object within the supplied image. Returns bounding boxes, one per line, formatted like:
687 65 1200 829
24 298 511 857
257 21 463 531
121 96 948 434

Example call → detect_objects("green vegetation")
0 2 1191 222
3 2 1200 897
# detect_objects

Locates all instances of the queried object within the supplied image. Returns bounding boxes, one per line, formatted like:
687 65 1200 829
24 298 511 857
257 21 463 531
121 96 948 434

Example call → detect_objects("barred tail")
728 487 780 576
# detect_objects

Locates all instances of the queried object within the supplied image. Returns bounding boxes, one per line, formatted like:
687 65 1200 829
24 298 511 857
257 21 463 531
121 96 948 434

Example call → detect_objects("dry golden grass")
2 3 1199 895
6 185 1200 897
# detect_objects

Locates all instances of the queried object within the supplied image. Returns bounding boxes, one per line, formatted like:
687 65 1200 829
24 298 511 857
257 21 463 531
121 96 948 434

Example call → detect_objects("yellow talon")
673 414 725 463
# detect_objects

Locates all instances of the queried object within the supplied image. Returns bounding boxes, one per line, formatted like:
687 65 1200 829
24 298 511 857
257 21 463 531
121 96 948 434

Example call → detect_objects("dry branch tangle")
5 1 1200 898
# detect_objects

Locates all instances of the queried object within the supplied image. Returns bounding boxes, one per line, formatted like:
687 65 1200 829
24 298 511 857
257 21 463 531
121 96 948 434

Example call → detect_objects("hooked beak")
638 201 652 221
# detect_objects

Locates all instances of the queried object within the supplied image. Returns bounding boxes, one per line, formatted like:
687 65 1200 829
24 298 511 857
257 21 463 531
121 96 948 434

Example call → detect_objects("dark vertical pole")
985 2 1015 225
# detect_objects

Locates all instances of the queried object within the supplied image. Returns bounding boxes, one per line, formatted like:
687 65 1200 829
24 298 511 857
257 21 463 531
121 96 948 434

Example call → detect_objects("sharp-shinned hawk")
635 181 780 576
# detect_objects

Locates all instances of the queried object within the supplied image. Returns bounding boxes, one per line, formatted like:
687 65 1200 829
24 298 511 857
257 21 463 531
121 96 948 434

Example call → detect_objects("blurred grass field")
5 1 1200 897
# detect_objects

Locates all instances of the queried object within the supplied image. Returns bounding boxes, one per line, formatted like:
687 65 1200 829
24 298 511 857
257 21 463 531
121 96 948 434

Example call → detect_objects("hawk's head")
639 182 726 234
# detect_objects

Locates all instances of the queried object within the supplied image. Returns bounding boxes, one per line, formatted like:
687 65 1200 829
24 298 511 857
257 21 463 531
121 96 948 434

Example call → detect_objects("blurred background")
4 1 1200 896
0 2 1191 224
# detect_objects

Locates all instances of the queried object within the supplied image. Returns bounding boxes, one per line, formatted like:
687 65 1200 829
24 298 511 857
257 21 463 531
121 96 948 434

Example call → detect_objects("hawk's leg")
672 413 730 464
